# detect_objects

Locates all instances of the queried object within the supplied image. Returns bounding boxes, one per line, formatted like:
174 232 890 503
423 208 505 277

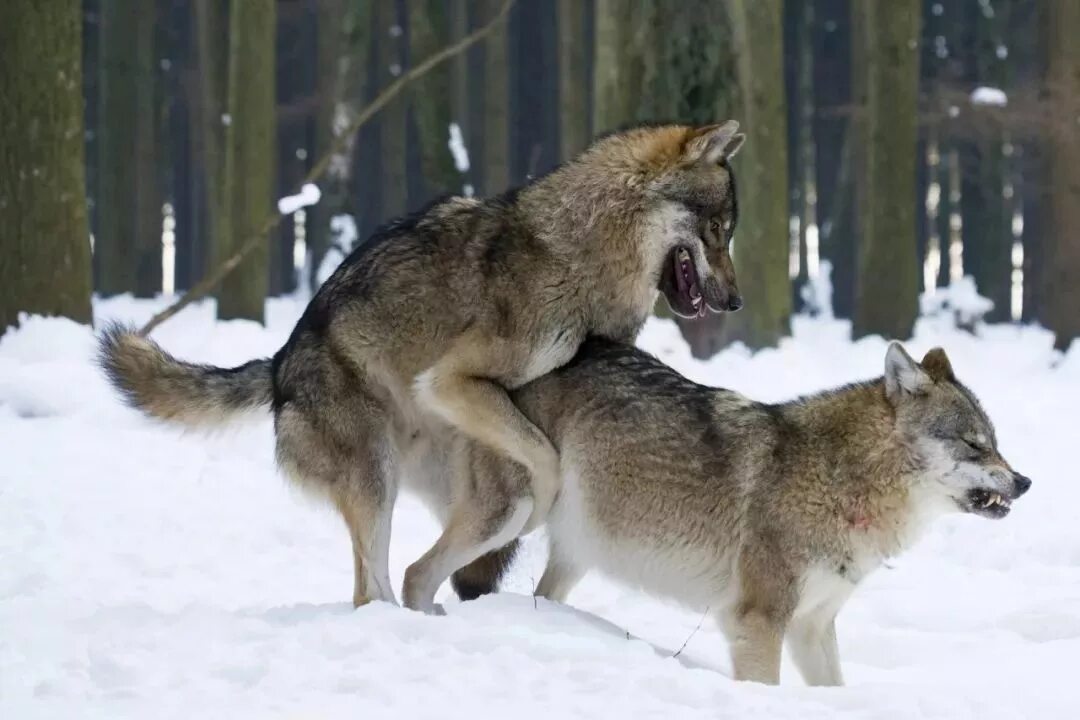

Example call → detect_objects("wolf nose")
727 295 743 312
1013 473 1032 496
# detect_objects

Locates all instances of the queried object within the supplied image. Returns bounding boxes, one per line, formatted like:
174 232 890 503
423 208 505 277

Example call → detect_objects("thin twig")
671 606 710 659
138 0 516 337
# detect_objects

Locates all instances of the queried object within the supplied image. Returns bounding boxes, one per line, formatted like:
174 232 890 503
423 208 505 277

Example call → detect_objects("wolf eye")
710 219 722 237
962 438 986 455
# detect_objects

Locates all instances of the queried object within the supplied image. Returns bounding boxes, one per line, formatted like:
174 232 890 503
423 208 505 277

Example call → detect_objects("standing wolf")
99 122 746 607
406 338 1030 685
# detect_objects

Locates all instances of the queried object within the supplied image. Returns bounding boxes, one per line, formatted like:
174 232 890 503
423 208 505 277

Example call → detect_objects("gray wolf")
98 122 746 607
403 338 1030 685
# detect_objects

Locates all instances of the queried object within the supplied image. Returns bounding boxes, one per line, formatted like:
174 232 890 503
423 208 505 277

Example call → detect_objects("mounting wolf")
406 338 1030 685
98 121 746 608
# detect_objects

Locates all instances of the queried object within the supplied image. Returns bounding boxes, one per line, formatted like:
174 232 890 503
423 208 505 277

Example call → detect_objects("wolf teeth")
982 493 1004 509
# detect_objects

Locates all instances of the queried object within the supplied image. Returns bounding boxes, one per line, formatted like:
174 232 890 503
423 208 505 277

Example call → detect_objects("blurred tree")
306 0 345 286
852 0 921 341
593 0 643 134
716 0 790 350
322 0 374 255
375 0 406 220
961 0 1012 323
97 0 160 297
557 0 589 162
636 0 740 357
1043 0 1080 351
814 0 855 319
410 0 463 199
217 0 275 322
194 0 228 287
0 0 92 329
480 0 510 194
449 0 476 194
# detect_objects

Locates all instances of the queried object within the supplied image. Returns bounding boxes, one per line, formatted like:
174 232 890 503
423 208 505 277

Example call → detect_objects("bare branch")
138 0 516 337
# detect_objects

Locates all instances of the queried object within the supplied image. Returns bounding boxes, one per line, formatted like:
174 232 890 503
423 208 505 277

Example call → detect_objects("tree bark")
306 0 345 287
480 0 510 194
852 0 921 341
557 0 589 162
410 0 463 199
1044 0 1080 350
194 0 228 283
376 0 407 219
716 0 790 350
217 0 275 322
0 0 92 330
97 0 160 298
592 0 640 135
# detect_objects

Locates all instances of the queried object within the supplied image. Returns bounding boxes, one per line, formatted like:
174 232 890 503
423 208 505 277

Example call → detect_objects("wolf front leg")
720 606 787 684
787 607 845 686
721 555 798 684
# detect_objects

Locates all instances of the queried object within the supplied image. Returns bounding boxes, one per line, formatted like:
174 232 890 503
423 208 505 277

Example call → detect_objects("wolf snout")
726 294 743 312
1012 473 1032 497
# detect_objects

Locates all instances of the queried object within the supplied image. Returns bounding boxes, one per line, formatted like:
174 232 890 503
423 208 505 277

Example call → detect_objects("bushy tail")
98 323 273 428
450 540 521 601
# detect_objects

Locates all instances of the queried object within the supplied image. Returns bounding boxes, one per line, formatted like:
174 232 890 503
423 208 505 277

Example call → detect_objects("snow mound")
277 183 322 215
920 276 994 328
971 86 1008 107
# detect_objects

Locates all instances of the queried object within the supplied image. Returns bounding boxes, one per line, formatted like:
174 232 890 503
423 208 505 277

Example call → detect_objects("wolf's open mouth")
659 246 706 318
963 488 1013 519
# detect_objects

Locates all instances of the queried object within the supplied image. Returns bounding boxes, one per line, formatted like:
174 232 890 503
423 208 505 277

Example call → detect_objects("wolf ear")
885 342 931 402
684 121 744 164
921 347 955 382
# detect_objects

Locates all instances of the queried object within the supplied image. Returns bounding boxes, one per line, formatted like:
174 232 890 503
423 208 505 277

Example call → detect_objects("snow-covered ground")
3 295 1079 719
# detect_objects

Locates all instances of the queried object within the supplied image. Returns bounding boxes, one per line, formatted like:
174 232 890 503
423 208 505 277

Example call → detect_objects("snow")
920 275 994 327
800 259 834 319
315 214 359 288
447 123 470 173
971 86 1008 107
277 183 322 215
3 295 1079 718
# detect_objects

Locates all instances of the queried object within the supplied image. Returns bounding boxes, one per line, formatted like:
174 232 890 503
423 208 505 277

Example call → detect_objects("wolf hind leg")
403 496 533 614
276 400 399 608
334 482 398 607
534 541 585 603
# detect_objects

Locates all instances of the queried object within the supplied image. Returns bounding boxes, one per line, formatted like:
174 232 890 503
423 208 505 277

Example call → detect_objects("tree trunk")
716 0 790 350
659 0 742 357
480 0 510 194
217 0 275 323
557 0 589 161
961 137 1010 321
592 0 639 135
133 1 161 298
410 0 463 199
852 1 921 341
306 0 344 287
322 0 374 258
961 0 1011 323
376 0 407 219
194 0 227 283
1044 0 1080 351
0 0 92 330
97 0 160 298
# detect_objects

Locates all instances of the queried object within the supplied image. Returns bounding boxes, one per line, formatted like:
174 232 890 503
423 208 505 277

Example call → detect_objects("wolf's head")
590 122 745 318
884 342 1031 519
